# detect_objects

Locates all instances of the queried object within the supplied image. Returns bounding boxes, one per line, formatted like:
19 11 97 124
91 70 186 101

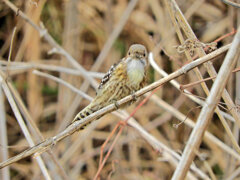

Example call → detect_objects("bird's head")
127 44 148 60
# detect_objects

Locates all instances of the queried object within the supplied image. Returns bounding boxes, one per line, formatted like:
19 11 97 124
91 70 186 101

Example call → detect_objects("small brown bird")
72 44 148 129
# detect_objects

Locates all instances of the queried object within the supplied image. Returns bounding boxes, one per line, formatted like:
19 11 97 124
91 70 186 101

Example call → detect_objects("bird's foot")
131 92 137 102
112 99 119 110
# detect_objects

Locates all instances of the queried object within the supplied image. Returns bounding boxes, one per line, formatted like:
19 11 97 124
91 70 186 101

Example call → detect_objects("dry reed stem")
91 0 139 70
180 67 240 90
227 166 240 180
172 26 240 180
221 0 240 8
0 60 104 78
0 71 51 180
0 45 230 170
7 80 69 179
149 93 240 161
0 9 52 178
94 86 199 180
165 0 240 156
33 70 93 101
149 54 240 161
6 27 16 79
0 88 10 180
0 25 17 180
149 50 236 123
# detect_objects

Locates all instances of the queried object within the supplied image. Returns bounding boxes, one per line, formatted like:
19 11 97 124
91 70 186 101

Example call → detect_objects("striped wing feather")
97 59 123 91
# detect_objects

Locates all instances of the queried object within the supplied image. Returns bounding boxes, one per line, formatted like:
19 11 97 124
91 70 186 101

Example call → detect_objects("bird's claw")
131 92 137 101
114 101 119 110
112 99 119 110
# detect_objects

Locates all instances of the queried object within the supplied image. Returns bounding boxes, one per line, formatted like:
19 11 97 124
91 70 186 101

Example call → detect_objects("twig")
0 46 229 169
92 0 139 70
149 94 240 161
149 44 235 123
6 26 17 79
180 66 240 90
94 123 125 180
95 85 162 179
226 166 240 180
0 26 17 180
172 26 240 180
221 0 240 8
213 28 236 43
33 70 92 101
125 111 207 180
0 60 104 79
0 88 10 180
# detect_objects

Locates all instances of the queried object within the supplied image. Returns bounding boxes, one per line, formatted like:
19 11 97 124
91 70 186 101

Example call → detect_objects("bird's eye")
143 53 146 57
128 52 131 55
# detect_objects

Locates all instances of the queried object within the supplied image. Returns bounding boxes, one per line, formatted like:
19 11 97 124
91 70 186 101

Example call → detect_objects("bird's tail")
71 102 99 130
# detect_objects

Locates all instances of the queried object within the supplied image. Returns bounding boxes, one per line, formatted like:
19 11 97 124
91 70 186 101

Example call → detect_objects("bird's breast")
127 59 145 87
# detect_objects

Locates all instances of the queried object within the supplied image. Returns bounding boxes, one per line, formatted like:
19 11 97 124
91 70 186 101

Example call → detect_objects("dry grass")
0 0 240 180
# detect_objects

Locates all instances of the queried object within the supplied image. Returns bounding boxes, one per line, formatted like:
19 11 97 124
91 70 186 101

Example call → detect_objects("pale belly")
127 60 145 89
128 69 144 87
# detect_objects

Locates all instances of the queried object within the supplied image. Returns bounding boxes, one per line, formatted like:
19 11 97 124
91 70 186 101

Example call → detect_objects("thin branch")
6 26 17 79
0 88 10 180
226 166 240 180
0 60 104 79
92 0 139 70
33 70 92 101
180 67 240 90
149 93 240 161
149 44 235 123
221 0 240 8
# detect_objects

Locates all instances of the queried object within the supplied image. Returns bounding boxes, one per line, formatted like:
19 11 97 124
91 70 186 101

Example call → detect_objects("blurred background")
0 0 240 179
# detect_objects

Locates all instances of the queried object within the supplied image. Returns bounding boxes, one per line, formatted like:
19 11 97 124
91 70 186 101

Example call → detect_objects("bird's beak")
136 53 142 59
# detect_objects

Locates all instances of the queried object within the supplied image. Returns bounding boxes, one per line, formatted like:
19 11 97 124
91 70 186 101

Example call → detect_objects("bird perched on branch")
72 44 148 129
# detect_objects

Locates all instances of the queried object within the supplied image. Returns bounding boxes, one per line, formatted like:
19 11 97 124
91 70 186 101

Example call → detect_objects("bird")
71 44 148 130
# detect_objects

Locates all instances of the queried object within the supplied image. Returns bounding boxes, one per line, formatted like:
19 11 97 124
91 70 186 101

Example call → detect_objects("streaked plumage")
72 44 148 129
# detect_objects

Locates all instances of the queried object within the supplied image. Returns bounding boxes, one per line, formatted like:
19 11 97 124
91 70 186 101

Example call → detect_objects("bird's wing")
97 58 123 91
